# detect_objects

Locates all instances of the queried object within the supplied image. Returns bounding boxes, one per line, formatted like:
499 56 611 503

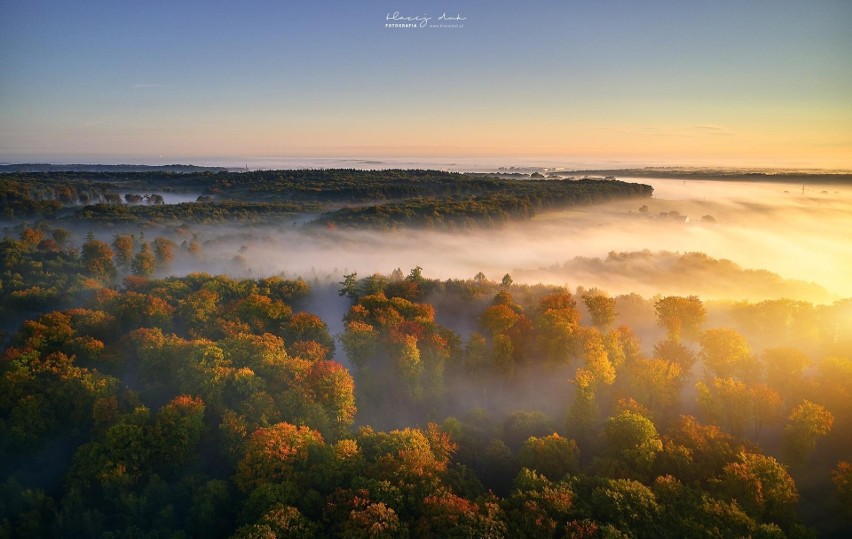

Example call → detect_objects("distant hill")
516 250 833 302
558 167 852 184
0 163 228 173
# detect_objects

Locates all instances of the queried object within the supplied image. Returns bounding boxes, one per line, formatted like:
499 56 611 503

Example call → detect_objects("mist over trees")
1 170 850 537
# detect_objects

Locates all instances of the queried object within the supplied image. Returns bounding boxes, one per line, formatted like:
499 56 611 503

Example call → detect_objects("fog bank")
158 178 850 302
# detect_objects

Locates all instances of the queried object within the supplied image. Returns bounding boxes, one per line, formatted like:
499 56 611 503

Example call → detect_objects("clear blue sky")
2 0 850 167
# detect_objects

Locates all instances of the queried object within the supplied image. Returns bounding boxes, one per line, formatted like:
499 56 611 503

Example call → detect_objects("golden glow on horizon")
5 102 850 169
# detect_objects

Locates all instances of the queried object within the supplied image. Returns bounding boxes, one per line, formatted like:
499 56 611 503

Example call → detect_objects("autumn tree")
655 415 738 484
480 303 520 338
131 241 156 277
718 451 799 529
340 321 377 371
536 292 582 364
580 331 613 385
654 295 706 341
783 400 834 466
696 378 782 439
698 328 760 382
152 237 177 269
416 492 506 538
583 294 617 330
112 234 134 272
235 422 325 493
814 356 852 423
304 360 357 432
81 234 116 282
652 337 696 378
343 501 407 539
357 425 454 510
283 312 335 355
762 348 811 402
20 227 43 246
623 357 682 419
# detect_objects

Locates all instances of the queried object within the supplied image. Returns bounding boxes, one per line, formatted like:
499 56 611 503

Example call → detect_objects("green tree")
590 478 661 537
566 369 599 444
503 411 556 451
518 433 580 481
51 227 70 246
832 461 852 521
463 332 488 377
339 272 359 300
150 395 206 474
233 505 318 539
491 334 514 377
600 410 663 480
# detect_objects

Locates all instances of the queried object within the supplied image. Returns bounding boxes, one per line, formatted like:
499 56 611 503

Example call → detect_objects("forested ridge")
559 168 852 184
0 170 652 228
0 226 850 537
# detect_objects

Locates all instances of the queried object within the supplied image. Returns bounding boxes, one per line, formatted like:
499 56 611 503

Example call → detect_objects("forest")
0 170 850 538
0 170 652 228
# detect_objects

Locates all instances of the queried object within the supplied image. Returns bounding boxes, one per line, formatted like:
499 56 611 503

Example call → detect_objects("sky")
1 0 851 168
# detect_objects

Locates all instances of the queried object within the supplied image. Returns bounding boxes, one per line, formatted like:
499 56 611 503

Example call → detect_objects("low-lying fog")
165 178 850 302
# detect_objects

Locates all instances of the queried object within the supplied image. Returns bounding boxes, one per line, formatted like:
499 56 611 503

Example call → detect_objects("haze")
117 177 849 302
